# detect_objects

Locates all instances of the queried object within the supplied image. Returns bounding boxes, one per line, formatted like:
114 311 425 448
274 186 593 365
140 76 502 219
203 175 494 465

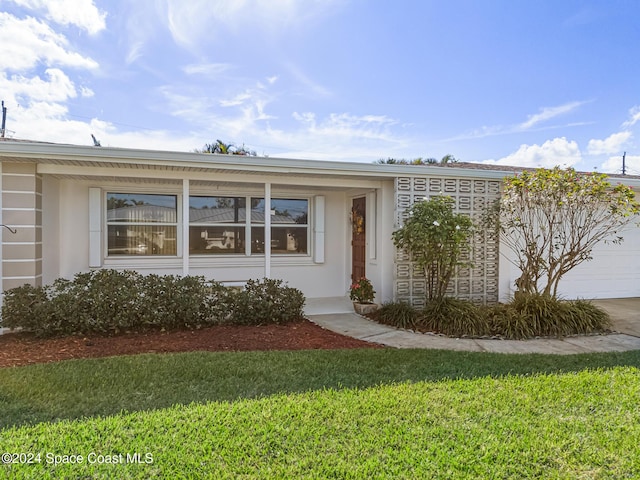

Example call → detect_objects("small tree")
197 140 257 156
498 167 640 297
392 196 473 301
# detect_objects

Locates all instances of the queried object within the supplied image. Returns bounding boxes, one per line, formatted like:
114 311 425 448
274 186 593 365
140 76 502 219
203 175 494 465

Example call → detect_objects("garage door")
556 223 640 299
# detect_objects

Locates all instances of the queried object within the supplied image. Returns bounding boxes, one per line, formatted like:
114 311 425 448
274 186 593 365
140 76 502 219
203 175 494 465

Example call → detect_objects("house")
0 139 638 314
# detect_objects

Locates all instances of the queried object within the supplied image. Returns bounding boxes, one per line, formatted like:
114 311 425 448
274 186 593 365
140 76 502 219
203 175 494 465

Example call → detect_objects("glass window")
106 193 177 256
107 193 177 223
190 196 309 256
251 198 309 255
190 226 246 254
189 197 246 224
189 197 246 255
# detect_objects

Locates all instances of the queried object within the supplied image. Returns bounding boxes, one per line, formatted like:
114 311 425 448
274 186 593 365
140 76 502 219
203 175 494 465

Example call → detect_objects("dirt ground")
0 320 382 368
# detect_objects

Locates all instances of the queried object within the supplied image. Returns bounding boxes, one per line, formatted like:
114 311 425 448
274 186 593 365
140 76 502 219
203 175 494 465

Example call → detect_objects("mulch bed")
0 320 382 368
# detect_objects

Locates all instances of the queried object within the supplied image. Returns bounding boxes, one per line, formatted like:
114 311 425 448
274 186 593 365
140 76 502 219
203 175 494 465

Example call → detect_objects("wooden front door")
351 197 366 282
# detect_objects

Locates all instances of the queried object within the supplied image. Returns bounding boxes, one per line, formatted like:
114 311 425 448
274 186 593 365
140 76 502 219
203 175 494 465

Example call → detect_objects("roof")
0 138 638 183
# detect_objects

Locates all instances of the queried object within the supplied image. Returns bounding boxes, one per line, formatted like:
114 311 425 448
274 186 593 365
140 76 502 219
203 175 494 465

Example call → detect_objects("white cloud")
8 0 106 34
622 106 640 128
518 101 586 130
80 86 94 97
0 12 99 71
447 101 589 141
285 63 332 98
182 63 233 76
164 0 342 51
483 137 582 168
587 131 632 155
0 69 77 103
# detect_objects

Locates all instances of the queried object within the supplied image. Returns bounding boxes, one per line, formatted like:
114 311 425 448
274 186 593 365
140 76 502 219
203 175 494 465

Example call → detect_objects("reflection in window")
250 198 309 255
107 193 177 223
189 197 246 224
108 226 177 255
106 193 177 256
189 197 246 255
190 226 246 254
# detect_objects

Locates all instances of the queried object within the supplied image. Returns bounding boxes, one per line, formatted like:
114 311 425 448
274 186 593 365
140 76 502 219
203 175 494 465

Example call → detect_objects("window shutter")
313 195 325 264
88 187 102 267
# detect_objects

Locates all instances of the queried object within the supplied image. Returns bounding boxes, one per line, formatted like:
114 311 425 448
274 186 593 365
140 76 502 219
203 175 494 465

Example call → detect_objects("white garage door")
556 223 640 299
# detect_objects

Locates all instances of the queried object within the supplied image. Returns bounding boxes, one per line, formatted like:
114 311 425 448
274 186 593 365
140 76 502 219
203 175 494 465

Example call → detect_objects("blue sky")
1 0 640 174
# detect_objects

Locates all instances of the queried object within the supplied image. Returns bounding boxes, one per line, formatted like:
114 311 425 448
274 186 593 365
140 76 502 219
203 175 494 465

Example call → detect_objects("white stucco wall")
364 180 395 304
58 179 92 279
41 176 60 285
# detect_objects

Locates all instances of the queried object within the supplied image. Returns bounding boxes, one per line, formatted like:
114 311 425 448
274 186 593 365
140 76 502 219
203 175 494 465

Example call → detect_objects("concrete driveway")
592 298 640 337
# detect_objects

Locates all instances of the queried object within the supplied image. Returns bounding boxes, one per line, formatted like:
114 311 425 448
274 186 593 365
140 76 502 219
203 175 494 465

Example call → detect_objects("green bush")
229 278 305 325
136 274 215 329
1 271 305 337
376 301 419 330
371 294 611 339
490 294 611 339
420 297 489 337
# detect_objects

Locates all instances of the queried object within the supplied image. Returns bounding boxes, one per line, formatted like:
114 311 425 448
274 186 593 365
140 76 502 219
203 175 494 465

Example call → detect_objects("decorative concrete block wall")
1 162 43 290
394 176 501 306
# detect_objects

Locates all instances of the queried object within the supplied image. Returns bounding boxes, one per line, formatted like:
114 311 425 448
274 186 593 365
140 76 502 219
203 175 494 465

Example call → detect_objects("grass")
2 349 640 478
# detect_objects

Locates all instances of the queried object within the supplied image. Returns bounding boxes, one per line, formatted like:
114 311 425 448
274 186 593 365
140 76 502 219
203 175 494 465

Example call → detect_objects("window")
251 198 309 255
189 196 246 254
106 193 177 256
189 196 309 255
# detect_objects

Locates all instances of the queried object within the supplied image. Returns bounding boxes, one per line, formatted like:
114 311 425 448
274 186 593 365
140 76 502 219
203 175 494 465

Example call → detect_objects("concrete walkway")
307 298 640 354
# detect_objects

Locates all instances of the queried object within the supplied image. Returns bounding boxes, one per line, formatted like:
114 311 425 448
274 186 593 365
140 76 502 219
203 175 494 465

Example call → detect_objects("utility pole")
622 151 626 176
1 101 7 138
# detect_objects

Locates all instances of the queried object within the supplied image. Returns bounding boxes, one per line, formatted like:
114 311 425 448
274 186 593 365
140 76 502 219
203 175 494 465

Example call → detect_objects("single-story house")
1 139 639 314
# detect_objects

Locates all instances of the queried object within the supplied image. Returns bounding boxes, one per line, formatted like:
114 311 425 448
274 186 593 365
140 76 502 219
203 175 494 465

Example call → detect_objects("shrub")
370 294 611 339
136 274 214 329
496 293 611 338
229 278 305 325
1 271 305 337
420 297 489 337
1 283 50 335
376 301 419 330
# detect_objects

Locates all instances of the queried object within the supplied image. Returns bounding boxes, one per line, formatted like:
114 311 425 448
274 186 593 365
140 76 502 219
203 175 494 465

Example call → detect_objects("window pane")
272 227 308 254
271 199 308 225
251 198 308 225
251 227 265 254
189 226 245 254
107 193 177 223
251 227 308 254
189 197 246 224
251 198 266 224
108 225 177 255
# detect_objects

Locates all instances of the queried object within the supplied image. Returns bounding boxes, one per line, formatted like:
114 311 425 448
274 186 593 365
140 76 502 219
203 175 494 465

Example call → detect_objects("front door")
351 197 366 282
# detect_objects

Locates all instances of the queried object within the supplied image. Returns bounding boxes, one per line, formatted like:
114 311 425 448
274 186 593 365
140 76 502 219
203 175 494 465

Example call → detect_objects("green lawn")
2 349 640 478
